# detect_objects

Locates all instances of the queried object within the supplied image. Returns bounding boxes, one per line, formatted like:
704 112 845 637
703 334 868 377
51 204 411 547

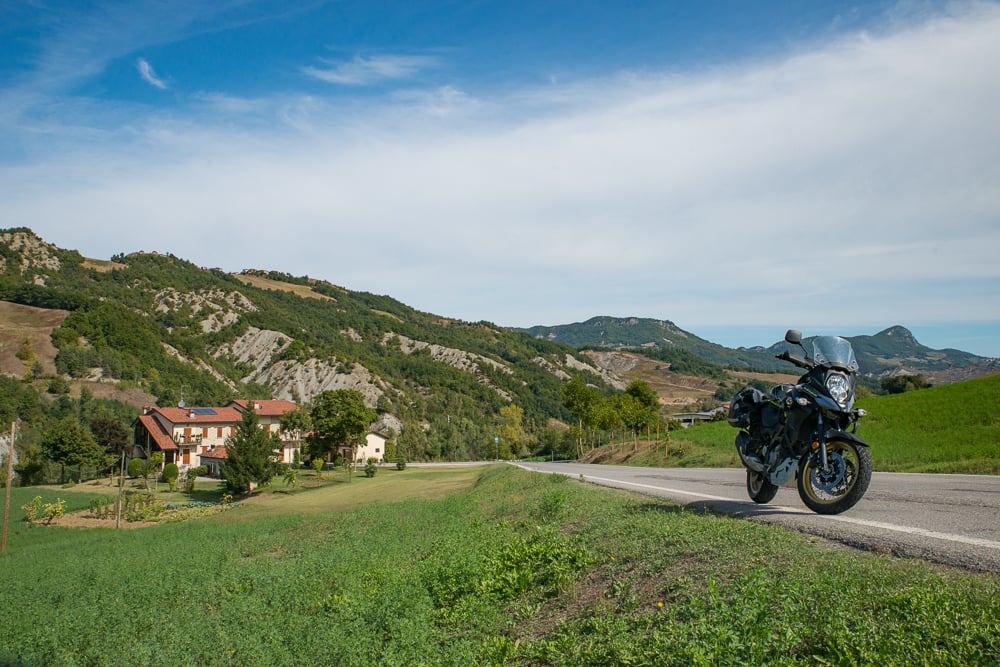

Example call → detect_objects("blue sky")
1 1 999 356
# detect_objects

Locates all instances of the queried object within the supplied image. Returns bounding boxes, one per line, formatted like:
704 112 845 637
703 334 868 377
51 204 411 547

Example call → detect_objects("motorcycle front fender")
824 429 869 448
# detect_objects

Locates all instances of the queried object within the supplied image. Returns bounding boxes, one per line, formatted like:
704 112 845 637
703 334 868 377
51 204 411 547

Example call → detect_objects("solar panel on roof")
192 408 217 415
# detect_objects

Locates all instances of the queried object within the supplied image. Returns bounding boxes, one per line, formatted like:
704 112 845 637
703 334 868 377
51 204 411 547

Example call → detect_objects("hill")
0 228 619 460
519 316 997 382
0 300 66 377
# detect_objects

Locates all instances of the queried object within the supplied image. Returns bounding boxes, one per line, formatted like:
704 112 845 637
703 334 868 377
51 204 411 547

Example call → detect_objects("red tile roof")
229 399 300 418
200 446 229 460
152 406 245 424
137 415 177 451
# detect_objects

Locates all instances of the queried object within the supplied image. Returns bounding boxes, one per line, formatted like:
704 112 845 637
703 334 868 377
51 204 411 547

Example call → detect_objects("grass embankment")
1 465 997 666
585 373 1000 474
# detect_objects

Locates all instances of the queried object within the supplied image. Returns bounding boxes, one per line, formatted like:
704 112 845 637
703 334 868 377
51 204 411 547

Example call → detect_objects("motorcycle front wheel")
797 439 872 515
747 470 779 504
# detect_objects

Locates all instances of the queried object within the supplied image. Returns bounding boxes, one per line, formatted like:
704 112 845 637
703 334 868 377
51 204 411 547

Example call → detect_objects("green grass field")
613 373 1000 473
1 465 997 666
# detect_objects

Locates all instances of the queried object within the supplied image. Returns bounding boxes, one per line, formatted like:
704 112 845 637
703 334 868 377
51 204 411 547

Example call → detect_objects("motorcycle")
728 329 872 514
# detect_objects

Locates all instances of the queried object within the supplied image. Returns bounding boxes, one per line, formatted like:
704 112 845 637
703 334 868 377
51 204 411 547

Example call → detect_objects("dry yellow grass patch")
232 273 337 301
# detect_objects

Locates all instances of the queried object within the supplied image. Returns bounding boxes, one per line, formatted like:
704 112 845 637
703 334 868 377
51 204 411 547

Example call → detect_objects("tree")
41 416 102 468
561 375 601 455
90 418 130 465
880 374 931 395
16 339 37 381
15 339 34 364
147 451 164 490
223 408 278 495
279 407 311 441
561 375 598 428
624 380 659 414
621 380 660 440
308 390 377 463
498 404 529 459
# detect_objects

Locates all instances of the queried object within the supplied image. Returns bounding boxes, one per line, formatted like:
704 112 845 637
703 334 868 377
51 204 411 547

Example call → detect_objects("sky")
1 1 999 357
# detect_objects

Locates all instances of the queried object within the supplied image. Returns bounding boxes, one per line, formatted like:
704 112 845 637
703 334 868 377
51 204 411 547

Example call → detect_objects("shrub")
20 496 42 524
364 459 378 478
89 496 117 519
162 463 179 491
42 498 65 524
395 457 407 471
881 374 932 394
127 457 148 479
185 465 207 492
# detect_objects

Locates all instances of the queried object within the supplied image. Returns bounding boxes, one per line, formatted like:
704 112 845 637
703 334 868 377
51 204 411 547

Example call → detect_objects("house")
199 445 229 478
132 399 305 472
353 431 388 464
134 406 245 468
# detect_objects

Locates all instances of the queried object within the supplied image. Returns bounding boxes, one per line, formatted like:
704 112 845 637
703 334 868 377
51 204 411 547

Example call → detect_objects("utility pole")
2 421 16 552
116 449 125 529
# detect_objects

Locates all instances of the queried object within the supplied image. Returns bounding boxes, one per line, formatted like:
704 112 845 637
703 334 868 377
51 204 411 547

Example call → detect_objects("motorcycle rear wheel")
797 439 872 515
746 470 779 504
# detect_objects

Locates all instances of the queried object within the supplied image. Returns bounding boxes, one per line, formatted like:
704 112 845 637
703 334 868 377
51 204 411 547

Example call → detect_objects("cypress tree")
223 408 277 494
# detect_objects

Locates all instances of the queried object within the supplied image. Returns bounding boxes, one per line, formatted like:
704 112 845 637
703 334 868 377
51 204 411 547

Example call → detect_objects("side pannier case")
728 386 764 428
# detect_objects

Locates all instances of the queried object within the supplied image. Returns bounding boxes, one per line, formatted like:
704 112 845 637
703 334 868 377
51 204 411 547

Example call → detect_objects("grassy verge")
581 373 1000 473
0 465 997 666
855 374 1000 474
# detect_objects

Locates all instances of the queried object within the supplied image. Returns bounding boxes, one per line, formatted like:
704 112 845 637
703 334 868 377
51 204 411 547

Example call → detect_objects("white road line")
523 466 1000 552
580 473 736 503
825 515 1000 550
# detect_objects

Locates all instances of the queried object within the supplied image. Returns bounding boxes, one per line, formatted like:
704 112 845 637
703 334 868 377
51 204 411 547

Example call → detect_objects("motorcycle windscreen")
811 336 859 372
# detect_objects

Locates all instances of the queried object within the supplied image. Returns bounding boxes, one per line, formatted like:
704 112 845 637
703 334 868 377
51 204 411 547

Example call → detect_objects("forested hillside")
0 228 617 466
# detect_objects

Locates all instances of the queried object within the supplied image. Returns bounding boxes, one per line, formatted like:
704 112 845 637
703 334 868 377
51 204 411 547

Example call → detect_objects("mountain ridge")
517 315 997 382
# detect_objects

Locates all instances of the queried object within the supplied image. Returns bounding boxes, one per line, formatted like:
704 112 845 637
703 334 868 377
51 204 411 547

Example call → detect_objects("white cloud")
303 53 438 85
2 3 999 343
136 58 168 89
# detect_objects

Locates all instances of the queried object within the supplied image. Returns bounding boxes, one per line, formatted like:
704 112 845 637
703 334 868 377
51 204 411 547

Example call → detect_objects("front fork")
814 413 830 472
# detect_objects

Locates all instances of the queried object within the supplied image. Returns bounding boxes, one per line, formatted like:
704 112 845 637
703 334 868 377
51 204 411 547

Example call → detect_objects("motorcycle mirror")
784 329 802 345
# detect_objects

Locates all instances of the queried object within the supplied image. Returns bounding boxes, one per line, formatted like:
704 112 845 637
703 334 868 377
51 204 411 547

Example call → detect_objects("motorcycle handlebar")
776 349 812 369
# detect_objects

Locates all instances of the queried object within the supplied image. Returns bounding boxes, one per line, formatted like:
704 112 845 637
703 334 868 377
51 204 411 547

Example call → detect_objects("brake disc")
811 453 847 492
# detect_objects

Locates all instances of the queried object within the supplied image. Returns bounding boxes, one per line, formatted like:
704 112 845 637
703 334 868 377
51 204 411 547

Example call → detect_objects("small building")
199 445 229 478
354 431 388 464
672 408 728 428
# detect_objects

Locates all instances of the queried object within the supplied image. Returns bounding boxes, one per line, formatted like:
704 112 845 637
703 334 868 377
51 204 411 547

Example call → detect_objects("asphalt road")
513 461 1000 574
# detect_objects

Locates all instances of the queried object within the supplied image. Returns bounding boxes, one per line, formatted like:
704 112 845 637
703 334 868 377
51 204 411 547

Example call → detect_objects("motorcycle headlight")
826 373 851 408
